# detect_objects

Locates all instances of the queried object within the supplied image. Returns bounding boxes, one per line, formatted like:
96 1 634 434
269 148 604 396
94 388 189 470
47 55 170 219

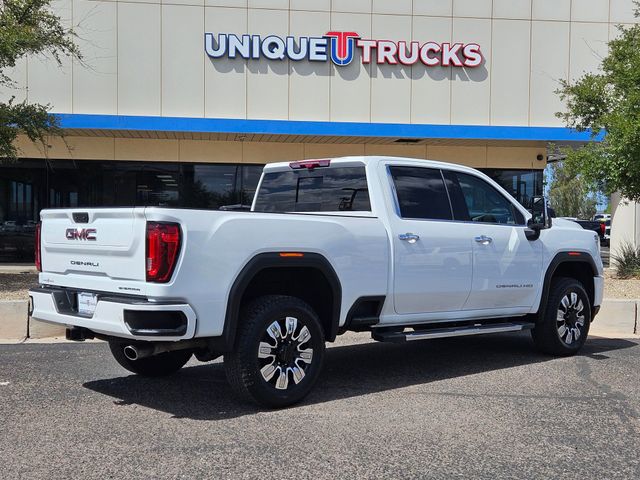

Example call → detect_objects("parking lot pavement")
1 332 640 480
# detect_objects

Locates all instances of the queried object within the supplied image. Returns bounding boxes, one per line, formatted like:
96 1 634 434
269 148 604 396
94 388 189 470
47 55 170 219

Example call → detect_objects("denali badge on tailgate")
65 228 96 241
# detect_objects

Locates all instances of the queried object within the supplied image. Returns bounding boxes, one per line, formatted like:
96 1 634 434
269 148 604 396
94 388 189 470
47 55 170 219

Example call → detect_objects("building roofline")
53 113 604 143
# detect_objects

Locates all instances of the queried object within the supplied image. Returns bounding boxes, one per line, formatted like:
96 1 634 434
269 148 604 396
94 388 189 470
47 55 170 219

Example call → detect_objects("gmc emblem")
65 228 97 241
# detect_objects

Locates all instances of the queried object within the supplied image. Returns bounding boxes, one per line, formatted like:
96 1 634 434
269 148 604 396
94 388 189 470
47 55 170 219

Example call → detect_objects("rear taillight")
35 223 42 272
146 222 181 283
600 222 606 235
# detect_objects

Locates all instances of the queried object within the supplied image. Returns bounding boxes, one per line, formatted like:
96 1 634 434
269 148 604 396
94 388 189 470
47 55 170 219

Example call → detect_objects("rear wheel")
108 341 192 377
224 295 325 408
532 277 591 356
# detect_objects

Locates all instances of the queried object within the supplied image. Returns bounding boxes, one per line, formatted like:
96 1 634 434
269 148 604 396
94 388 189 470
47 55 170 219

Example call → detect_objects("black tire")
108 341 192 377
532 277 591 356
224 295 325 408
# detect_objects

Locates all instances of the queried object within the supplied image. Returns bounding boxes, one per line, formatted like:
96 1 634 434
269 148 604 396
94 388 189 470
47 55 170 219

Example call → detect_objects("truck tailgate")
39 208 148 294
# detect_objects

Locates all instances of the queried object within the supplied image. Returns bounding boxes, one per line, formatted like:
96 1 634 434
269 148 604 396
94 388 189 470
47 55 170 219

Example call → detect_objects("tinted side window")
253 167 370 213
447 171 524 225
389 167 452 220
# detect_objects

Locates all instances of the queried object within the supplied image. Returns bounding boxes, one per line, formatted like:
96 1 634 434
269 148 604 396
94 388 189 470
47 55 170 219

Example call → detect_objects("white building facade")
0 0 638 260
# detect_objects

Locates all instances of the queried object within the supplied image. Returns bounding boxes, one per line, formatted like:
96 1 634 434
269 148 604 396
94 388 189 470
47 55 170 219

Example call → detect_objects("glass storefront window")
0 160 267 262
480 169 543 208
240 165 265 207
0 159 544 262
181 164 239 209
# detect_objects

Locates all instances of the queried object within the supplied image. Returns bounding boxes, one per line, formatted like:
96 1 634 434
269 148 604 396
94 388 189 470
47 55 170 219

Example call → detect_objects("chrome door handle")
474 235 493 245
399 233 420 244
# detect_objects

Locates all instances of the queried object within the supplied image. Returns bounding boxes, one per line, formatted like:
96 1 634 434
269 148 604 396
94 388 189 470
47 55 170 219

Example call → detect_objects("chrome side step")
371 322 535 343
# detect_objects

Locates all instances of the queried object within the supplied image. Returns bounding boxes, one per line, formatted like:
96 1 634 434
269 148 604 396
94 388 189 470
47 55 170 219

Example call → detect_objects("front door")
443 170 543 312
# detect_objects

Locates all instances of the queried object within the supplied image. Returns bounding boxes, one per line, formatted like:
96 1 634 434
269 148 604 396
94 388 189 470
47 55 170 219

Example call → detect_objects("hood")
551 218 583 230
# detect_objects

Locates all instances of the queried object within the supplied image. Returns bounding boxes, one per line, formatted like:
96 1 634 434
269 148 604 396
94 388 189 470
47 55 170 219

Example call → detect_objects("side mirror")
526 195 552 241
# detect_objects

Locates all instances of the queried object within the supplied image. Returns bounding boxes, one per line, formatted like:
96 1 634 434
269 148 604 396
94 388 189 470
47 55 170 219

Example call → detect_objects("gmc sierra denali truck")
30 157 604 408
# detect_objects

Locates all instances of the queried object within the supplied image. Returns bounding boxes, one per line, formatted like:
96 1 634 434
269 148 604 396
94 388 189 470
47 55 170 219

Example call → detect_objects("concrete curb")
0 299 66 342
591 299 639 338
0 298 638 342
0 300 28 340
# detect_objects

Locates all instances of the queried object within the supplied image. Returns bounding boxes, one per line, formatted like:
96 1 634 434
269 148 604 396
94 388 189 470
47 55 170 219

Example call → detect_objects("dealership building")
1 0 638 261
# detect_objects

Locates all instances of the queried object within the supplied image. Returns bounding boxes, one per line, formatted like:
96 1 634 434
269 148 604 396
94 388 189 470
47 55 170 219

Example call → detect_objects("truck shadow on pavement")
83 332 638 420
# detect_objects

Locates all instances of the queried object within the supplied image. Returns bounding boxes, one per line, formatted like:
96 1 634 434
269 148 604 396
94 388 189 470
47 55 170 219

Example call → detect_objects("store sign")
205 31 482 68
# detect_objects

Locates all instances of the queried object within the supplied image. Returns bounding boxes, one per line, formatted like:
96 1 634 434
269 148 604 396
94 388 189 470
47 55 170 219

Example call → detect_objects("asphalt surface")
1 332 639 480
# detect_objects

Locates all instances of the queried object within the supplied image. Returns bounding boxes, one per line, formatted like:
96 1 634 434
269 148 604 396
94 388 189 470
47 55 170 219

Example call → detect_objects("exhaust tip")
123 345 139 361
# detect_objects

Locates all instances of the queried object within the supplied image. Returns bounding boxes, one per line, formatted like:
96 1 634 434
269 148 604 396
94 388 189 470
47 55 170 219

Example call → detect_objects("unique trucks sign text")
205 31 482 68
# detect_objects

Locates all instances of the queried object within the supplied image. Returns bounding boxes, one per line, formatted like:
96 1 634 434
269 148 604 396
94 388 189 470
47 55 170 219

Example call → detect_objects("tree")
548 162 598 219
556 4 640 202
0 0 79 162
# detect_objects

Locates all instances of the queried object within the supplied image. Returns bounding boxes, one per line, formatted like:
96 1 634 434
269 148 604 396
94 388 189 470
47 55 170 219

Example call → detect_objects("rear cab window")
253 165 371 213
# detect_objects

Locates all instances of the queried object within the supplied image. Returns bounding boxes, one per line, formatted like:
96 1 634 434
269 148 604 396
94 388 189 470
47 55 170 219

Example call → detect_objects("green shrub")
612 242 640 279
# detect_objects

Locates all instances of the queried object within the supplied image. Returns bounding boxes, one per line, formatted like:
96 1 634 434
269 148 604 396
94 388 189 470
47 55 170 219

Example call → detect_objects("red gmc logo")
65 228 97 241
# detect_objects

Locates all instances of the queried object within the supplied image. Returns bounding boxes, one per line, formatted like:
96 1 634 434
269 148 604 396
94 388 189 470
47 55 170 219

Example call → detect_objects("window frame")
386 164 528 227
446 169 527 226
252 165 372 214
387 165 454 222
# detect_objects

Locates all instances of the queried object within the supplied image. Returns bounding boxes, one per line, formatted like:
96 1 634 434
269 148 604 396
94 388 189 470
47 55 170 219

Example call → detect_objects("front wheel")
224 295 325 408
108 341 192 377
531 277 591 356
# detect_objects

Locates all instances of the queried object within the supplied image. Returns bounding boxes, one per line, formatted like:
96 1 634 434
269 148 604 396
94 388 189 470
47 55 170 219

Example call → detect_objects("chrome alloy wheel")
556 292 586 345
258 317 313 390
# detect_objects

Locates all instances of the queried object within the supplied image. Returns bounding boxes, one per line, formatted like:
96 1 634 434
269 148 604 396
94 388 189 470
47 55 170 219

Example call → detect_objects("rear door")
442 170 543 311
387 165 473 314
40 208 147 290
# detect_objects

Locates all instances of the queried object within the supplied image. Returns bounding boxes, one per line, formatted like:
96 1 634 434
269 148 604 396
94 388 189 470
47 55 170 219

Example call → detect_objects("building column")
610 192 640 255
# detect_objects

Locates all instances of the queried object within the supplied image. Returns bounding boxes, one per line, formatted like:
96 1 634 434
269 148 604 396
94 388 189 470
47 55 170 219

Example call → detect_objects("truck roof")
262 156 484 175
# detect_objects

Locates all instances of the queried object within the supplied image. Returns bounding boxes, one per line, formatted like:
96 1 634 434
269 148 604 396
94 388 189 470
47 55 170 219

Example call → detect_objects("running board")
371 322 535 343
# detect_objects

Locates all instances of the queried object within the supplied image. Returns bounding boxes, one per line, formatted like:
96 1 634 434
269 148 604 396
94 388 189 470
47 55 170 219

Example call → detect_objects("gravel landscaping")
0 273 38 301
603 269 640 299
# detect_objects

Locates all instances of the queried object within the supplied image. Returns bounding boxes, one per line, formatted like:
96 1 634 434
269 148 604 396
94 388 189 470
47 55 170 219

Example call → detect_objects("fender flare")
210 252 342 352
537 251 598 318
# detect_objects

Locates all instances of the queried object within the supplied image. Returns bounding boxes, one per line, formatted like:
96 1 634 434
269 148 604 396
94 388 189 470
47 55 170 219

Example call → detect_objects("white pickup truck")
30 157 604 407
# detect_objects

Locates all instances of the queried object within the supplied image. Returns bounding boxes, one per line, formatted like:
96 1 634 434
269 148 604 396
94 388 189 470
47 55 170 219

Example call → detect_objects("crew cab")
30 157 604 407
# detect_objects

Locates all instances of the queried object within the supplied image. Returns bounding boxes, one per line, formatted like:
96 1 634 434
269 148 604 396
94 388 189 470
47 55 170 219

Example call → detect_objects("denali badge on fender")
65 228 96 241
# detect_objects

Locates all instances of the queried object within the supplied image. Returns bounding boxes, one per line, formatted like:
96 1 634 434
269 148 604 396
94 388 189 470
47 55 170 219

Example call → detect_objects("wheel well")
241 266 337 339
216 253 343 352
550 262 595 307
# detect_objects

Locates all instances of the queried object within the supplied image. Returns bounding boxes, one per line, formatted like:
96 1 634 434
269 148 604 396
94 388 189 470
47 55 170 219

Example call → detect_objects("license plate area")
77 292 98 316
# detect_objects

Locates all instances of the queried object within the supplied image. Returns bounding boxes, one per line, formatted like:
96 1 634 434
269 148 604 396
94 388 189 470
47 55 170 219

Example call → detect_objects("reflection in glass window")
240 165 264 206
480 169 543 208
451 172 524 225
254 167 370 213
390 166 452 220
180 165 239 209
137 165 180 207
